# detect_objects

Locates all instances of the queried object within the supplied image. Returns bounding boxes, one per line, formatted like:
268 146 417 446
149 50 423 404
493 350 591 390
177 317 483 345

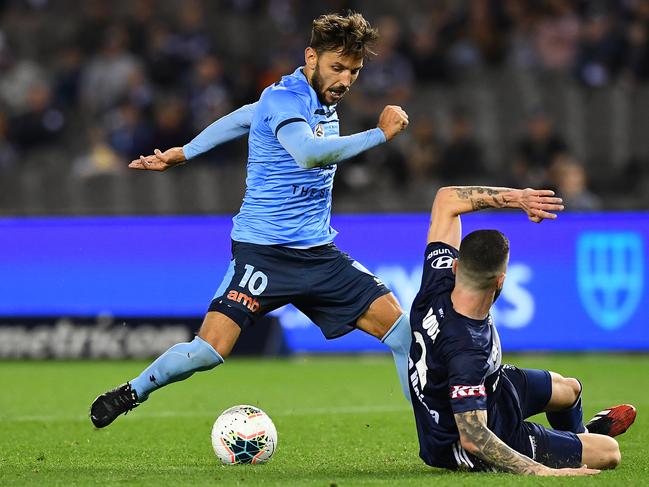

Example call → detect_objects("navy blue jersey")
408 241 506 468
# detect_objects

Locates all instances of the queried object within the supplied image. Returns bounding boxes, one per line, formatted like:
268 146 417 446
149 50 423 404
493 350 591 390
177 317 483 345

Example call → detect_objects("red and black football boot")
585 404 637 437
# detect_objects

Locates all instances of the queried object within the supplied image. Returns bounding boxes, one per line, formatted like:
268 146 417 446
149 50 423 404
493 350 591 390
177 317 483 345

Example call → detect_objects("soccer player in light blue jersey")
91 12 413 428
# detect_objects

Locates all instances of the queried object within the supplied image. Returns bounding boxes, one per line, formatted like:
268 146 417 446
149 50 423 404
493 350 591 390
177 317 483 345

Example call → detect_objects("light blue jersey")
231 67 384 247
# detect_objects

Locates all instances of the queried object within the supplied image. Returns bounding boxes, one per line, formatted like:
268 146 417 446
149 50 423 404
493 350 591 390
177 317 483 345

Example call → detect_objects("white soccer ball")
211 405 278 465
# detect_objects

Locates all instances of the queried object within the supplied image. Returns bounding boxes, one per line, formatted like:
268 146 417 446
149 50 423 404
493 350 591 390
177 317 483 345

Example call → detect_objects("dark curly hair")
309 11 379 59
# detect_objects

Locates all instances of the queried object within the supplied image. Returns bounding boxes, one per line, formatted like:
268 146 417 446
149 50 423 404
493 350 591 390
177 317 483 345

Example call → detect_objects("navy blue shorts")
208 240 391 339
448 366 582 471
503 366 582 469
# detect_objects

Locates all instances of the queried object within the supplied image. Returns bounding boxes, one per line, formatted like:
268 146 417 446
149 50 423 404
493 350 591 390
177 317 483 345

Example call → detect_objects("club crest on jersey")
577 232 644 330
314 123 325 138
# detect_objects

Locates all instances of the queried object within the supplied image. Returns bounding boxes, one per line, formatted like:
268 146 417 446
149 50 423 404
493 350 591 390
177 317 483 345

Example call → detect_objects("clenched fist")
377 105 409 141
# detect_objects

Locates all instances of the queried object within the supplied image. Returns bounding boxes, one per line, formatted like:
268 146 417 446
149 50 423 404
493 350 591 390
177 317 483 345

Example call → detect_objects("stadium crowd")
1 0 649 214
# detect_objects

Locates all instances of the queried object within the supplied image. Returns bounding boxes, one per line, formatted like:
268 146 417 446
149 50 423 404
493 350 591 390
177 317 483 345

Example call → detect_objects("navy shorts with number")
208 240 391 339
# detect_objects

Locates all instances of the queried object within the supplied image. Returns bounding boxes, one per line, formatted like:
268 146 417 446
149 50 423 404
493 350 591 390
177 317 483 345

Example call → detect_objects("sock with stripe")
382 313 412 402
130 336 223 402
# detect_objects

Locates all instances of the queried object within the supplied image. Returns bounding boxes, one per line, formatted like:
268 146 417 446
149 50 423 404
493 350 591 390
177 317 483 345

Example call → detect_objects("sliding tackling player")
408 186 636 475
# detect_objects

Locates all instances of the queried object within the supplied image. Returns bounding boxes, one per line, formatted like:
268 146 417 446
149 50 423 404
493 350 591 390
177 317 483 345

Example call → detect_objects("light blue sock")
130 336 223 402
382 313 412 402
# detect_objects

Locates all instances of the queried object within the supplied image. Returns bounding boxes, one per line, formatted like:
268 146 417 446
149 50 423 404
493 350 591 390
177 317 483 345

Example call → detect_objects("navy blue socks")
546 382 586 433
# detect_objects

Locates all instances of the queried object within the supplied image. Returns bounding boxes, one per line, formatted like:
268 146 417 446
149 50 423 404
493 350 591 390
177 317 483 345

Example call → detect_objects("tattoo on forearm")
455 187 501 199
455 411 543 475
471 198 492 211
455 187 511 212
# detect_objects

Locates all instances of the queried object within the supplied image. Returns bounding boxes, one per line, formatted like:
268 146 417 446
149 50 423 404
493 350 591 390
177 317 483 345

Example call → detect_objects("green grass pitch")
1 354 648 486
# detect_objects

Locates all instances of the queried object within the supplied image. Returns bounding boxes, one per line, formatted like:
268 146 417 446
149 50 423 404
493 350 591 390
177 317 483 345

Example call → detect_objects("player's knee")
197 312 241 358
563 377 582 403
602 436 621 469
198 330 232 359
550 372 581 406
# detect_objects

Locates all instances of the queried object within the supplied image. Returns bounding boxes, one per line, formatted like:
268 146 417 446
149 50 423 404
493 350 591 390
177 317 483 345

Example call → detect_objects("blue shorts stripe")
213 259 236 299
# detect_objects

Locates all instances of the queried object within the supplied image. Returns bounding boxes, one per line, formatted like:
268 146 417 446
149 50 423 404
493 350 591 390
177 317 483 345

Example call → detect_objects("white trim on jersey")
453 441 475 469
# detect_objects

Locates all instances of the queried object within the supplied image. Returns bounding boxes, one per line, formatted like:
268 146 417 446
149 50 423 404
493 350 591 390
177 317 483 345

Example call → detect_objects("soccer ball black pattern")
211 405 278 465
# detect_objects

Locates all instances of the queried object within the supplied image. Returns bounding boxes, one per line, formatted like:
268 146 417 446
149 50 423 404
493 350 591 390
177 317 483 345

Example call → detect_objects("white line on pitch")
1 404 410 423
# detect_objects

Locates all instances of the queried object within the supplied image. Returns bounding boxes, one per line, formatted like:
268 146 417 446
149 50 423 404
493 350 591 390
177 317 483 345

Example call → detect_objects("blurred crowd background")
1 0 649 215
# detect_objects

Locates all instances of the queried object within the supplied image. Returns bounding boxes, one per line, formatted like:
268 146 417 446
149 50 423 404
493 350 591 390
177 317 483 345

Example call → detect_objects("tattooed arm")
427 186 564 247
454 410 599 476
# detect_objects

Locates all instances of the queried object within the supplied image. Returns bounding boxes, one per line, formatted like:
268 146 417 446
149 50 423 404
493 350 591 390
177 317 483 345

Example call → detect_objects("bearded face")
306 49 363 106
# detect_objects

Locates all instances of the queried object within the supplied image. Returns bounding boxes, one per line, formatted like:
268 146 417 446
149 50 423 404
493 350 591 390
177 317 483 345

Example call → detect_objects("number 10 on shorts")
239 264 268 296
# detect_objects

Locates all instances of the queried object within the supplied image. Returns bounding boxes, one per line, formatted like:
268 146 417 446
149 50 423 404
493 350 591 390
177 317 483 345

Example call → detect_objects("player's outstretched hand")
538 465 600 476
377 105 409 141
129 147 186 171
517 188 564 223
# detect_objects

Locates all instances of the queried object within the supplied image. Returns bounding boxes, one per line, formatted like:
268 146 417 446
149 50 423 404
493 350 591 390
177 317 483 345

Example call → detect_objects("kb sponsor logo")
450 385 486 399
577 232 644 330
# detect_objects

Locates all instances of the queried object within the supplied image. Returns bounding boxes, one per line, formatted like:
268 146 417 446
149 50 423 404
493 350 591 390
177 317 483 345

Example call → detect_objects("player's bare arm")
428 186 564 248
454 410 599 476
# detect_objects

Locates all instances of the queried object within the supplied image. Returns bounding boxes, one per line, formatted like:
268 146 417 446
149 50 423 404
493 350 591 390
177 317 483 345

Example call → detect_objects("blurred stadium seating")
1 0 648 215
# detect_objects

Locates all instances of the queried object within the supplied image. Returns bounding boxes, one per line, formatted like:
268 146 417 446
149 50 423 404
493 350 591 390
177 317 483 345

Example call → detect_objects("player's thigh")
578 433 620 470
546 371 581 411
198 311 241 358
298 246 398 339
209 241 293 331
503 365 552 419
524 421 583 468
356 292 403 339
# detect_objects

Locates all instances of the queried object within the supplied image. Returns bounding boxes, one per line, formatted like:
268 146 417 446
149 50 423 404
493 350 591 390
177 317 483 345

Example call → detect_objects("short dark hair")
309 12 379 59
458 230 510 289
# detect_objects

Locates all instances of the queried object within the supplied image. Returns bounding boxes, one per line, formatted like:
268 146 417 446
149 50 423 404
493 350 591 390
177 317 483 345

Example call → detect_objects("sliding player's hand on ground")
538 465 600 476
377 105 409 141
129 147 186 171
517 188 564 223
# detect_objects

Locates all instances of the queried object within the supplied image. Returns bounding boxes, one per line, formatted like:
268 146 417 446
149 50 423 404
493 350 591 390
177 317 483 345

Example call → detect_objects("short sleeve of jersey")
419 241 459 297
445 336 490 414
261 88 310 136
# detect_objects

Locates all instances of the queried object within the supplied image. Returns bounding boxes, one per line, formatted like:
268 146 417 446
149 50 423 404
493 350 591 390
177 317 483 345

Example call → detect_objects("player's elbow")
459 434 481 456
435 186 454 200
431 187 456 215
293 153 319 169
286 143 320 169
434 187 455 206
